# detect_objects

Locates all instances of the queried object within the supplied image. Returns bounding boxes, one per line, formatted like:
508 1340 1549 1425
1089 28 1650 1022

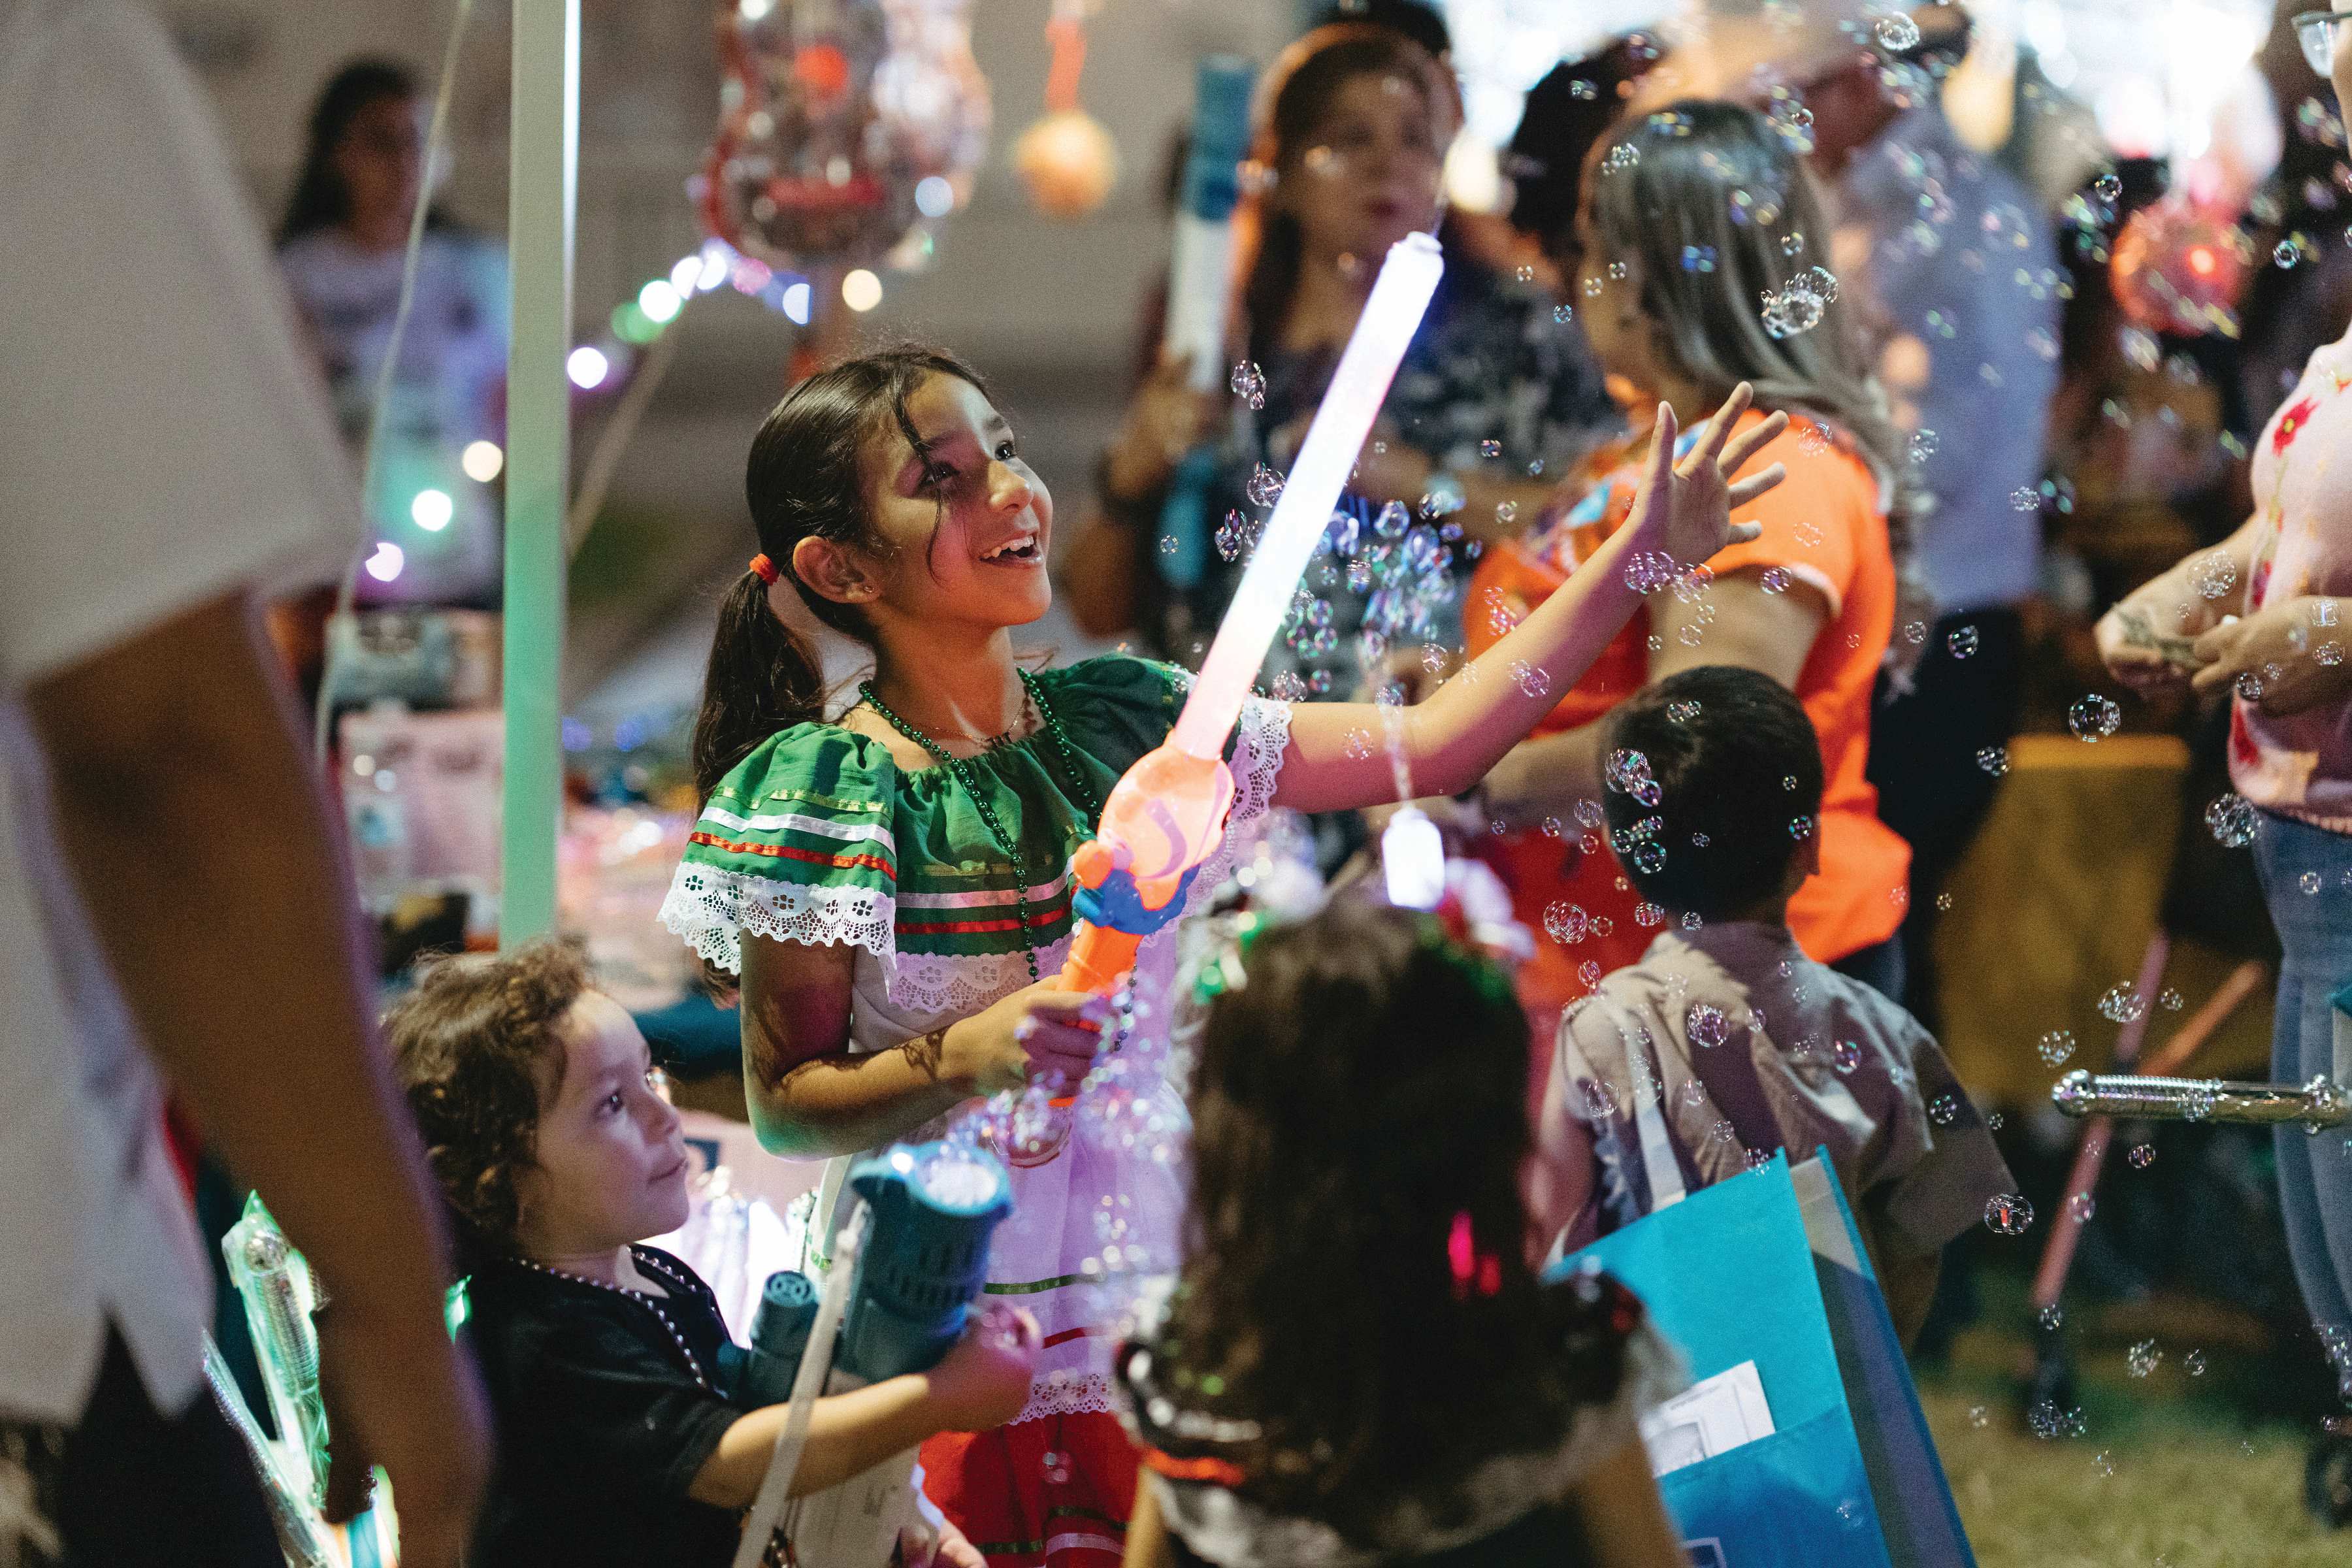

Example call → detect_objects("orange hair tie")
748 553 781 585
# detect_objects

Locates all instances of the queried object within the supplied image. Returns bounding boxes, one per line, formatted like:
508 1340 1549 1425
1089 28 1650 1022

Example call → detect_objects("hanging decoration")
2109 194 2256 339
1013 0 1119 221
697 0 990 272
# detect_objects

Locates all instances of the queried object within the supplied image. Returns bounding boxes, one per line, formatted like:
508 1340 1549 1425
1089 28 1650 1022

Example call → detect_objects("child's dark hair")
1155 898 1631 1543
1587 98 1920 567
1601 665 1825 920
387 938 592 1269
691 344 995 801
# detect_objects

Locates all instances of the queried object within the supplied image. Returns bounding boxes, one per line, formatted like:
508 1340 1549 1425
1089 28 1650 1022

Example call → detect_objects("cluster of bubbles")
1984 1192 2036 1235
2204 792 2261 849
1761 267 1839 340
1228 359 1266 410
2066 694 2123 742
2097 983 2149 1025
1605 746 1663 808
1612 811 1668 875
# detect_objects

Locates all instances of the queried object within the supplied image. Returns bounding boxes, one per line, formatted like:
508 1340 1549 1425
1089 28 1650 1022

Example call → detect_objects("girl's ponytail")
691 570 826 802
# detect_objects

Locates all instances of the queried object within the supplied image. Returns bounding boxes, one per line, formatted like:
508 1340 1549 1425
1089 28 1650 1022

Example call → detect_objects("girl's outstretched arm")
1271 387 1788 815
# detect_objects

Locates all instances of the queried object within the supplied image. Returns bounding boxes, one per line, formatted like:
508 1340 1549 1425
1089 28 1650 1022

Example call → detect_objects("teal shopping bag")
1549 1151 1973 1568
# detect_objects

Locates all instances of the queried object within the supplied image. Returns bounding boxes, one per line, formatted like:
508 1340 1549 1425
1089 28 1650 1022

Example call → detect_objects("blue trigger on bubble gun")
1072 860 1201 938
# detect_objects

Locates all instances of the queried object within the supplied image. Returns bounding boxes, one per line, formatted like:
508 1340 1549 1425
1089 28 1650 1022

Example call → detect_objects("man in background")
0 1 485 1561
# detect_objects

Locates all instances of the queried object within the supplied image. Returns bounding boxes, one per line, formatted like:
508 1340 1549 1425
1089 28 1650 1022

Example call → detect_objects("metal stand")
2023 947 2269 1417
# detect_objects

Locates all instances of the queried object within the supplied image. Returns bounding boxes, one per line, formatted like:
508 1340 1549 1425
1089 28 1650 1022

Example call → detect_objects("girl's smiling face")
798 372 1054 634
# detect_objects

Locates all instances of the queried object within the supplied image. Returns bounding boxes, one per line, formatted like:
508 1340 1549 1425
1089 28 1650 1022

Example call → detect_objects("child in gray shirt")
1529 668 2013 1345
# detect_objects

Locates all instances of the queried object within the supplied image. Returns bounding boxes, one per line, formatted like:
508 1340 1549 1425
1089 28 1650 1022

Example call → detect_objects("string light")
566 346 611 388
638 279 683 323
841 269 883 312
364 542 406 582
461 440 504 482
410 487 454 531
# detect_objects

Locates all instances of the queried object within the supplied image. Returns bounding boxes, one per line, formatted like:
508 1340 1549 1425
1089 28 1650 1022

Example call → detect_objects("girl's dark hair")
1588 99 1922 566
387 939 592 1271
1158 898 1629 1543
279 59 449 245
691 344 995 800
1239 25 1463 353
1506 35 1662 269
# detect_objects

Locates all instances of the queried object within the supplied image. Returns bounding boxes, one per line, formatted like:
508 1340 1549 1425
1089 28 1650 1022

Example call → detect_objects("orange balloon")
793 42 850 98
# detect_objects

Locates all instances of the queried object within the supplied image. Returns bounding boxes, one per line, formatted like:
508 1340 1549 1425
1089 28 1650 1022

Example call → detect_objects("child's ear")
791 536 877 605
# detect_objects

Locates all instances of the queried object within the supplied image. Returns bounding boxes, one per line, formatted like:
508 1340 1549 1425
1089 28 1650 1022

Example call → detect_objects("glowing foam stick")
1059 233 1443 993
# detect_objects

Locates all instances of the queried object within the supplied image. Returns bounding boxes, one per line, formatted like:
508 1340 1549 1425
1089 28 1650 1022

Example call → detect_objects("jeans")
2253 809 2352 1401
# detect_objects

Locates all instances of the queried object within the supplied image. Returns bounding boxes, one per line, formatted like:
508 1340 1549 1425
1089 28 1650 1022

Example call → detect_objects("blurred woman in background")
1060 23 1618 698
279 59 509 612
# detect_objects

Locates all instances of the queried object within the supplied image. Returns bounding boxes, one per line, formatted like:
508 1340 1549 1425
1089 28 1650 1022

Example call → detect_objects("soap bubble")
2039 1304 2065 1331
1976 745 2010 777
1687 1003 1730 1049
1984 1193 2035 1235
1215 510 1256 563
1622 549 1680 594
2068 1192 2097 1224
2204 792 2260 847
2094 171 2123 202
1909 429 1940 463
2097 984 2148 1024
1833 1039 1863 1075
1543 902 1591 944
1605 747 1654 794
1245 464 1284 507
1510 660 1550 698
2276 238 2303 269
2067 695 2122 742
2037 1029 2076 1066
2304 870 2325 894
1875 12 1921 49
1554 302 1575 323
1373 500 1411 540
2128 1143 2155 1169
2189 551 2238 600
1947 623 1980 658
2127 1339 2162 1377
2159 987 2184 1010
1573 798 1606 829
2185 1349 2206 1376
1229 360 1266 409
1968 1404 1990 1429
2009 486 2041 512
1929 1093 1959 1126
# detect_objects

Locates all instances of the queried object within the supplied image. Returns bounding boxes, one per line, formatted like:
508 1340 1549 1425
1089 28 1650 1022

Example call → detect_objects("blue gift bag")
1549 1151 1973 1568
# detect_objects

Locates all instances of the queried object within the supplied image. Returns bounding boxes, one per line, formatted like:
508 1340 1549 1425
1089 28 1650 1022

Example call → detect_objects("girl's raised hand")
1623 382 1788 568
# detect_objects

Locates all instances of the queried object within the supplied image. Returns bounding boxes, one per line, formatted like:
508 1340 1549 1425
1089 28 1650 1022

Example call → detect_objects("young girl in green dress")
661 342 1782 1567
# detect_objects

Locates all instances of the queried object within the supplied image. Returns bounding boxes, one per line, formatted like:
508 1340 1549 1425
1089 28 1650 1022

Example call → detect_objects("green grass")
1926 1383 2335 1567
1918 1279 2344 1567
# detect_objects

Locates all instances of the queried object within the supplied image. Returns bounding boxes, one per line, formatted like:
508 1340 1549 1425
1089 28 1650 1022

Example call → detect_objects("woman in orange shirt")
1466 99 1919 1015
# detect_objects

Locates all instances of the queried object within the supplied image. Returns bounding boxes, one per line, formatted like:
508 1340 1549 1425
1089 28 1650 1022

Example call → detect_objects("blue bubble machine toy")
726 1139 1013 1568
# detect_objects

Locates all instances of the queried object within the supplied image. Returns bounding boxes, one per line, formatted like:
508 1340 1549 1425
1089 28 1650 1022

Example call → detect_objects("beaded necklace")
858 668 1103 981
506 1248 712 1391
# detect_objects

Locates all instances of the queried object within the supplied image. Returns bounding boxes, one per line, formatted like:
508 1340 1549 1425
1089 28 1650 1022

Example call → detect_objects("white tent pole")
500 0 579 947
